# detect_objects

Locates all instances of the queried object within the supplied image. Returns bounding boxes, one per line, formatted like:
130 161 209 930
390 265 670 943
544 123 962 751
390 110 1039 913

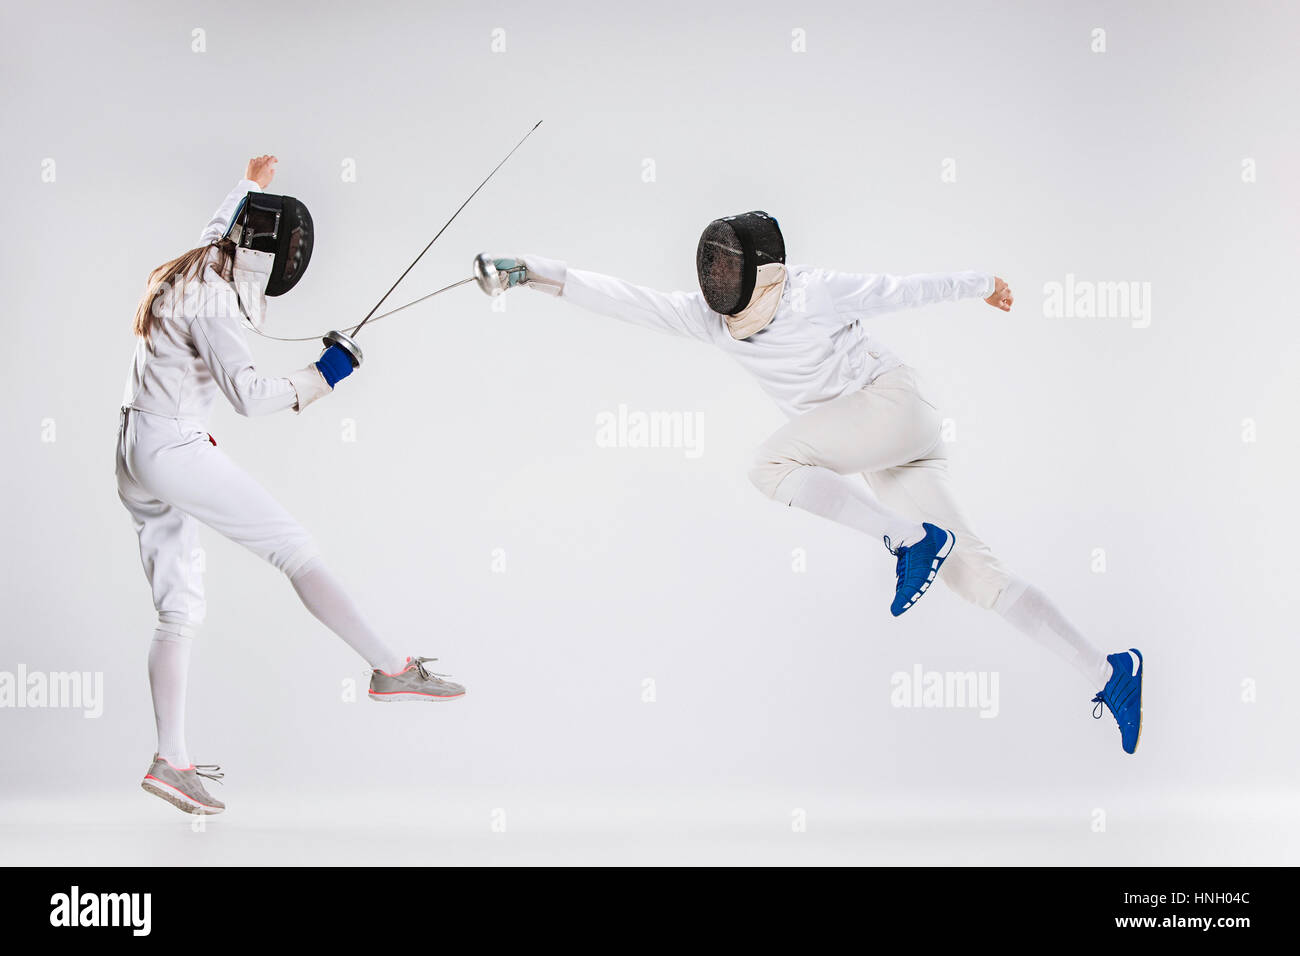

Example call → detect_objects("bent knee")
939 553 1012 610
748 447 805 502
277 539 320 578
156 611 201 640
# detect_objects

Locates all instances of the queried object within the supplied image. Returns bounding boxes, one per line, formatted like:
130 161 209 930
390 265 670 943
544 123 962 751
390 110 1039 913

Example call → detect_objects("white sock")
778 466 925 548
289 559 406 674
994 578 1112 688
148 631 192 767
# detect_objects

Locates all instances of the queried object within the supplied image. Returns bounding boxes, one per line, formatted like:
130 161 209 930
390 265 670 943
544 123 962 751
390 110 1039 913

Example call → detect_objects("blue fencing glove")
316 345 355 389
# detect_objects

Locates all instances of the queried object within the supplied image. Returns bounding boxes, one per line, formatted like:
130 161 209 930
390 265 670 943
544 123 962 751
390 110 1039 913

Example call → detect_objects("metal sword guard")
474 253 504 296
322 329 364 368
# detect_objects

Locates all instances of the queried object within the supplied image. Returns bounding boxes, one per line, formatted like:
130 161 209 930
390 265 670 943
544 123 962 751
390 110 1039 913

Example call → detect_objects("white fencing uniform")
118 183 424 771
117 181 331 637
523 255 991 418
521 256 1013 608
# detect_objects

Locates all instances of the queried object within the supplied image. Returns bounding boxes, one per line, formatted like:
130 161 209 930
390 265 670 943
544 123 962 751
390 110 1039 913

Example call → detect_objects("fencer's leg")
993 579 1112 688
137 432 407 673
749 370 942 549
119 484 205 768
770 466 925 549
867 450 1111 688
866 452 1008 607
148 630 193 768
289 559 407 675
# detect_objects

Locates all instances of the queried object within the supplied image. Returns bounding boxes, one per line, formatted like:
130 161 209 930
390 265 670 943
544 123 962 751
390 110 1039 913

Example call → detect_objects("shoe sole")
141 777 224 815
893 530 956 615
1132 660 1144 754
368 691 466 702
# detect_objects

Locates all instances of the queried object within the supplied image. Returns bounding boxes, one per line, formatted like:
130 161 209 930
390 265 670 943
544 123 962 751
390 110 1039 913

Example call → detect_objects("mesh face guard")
695 211 785 315
226 192 314 296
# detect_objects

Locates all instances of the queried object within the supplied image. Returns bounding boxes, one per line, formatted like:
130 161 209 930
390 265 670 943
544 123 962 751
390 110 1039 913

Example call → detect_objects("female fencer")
118 156 465 815
478 212 1142 754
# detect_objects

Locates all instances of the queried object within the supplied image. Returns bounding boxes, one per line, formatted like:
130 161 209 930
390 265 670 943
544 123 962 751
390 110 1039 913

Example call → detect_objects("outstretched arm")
819 268 1005 323
519 255 720 344
197 155 277 245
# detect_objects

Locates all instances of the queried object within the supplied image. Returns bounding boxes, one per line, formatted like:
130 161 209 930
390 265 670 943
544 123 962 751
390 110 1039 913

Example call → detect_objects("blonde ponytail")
132 238 236 340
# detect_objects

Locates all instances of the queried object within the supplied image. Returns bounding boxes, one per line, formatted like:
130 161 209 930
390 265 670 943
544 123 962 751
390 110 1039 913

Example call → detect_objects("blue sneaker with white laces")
1092 648 1144 754
885 522 956 617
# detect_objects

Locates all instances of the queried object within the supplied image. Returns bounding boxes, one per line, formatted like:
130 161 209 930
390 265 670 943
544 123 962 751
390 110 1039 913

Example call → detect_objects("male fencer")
479 212 1142 754
119 156 465 815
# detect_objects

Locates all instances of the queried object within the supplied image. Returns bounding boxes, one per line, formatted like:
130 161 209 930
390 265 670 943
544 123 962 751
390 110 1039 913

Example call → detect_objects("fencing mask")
696 211 786 339
222 192 312 329
225 192 314 296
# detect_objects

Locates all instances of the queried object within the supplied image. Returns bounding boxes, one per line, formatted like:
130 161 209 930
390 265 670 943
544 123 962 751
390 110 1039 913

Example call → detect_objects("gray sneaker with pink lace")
368 657 466 702
141 755 226 815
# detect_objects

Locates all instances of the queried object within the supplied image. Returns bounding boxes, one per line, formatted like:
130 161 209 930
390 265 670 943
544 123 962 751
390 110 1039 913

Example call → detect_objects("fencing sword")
309 120 543 367
245 275 471 343
244 254 520 343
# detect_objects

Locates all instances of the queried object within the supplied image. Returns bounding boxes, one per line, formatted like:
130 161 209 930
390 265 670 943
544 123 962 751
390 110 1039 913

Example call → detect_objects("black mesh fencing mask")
225 192 314 296
695 211 785 315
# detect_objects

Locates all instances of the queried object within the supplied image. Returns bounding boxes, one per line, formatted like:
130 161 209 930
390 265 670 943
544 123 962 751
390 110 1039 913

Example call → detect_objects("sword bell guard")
322 330 364 368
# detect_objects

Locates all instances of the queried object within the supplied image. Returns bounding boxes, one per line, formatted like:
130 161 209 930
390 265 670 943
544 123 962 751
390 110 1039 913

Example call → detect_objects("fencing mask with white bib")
223 192 314 327
696 211 786 339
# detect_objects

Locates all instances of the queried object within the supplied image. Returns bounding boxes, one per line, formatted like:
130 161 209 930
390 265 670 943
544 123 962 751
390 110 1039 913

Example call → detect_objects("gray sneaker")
141 755 226 815
369 657 466 702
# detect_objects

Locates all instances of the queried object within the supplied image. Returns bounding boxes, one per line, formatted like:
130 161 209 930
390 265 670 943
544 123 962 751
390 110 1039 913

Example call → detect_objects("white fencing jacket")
523 256 993 419
121 180 330 426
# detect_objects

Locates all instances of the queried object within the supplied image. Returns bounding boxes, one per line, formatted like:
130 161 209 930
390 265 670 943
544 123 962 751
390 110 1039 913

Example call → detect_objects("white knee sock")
777 466 925 549
994 578 1112 688
289 559 406 674
148 631 192 767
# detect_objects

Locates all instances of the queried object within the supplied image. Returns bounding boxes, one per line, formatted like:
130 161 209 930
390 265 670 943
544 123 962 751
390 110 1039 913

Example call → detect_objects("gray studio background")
2 0 1297 864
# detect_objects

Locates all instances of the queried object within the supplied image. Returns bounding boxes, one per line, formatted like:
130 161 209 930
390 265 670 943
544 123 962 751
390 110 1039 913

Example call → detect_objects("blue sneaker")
885 522 955 617
1092 649 1143 754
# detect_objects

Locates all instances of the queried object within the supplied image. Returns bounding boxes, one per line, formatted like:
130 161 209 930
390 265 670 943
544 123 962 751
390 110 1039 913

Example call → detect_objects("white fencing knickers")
115 408 319 637
749 366 1013 608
